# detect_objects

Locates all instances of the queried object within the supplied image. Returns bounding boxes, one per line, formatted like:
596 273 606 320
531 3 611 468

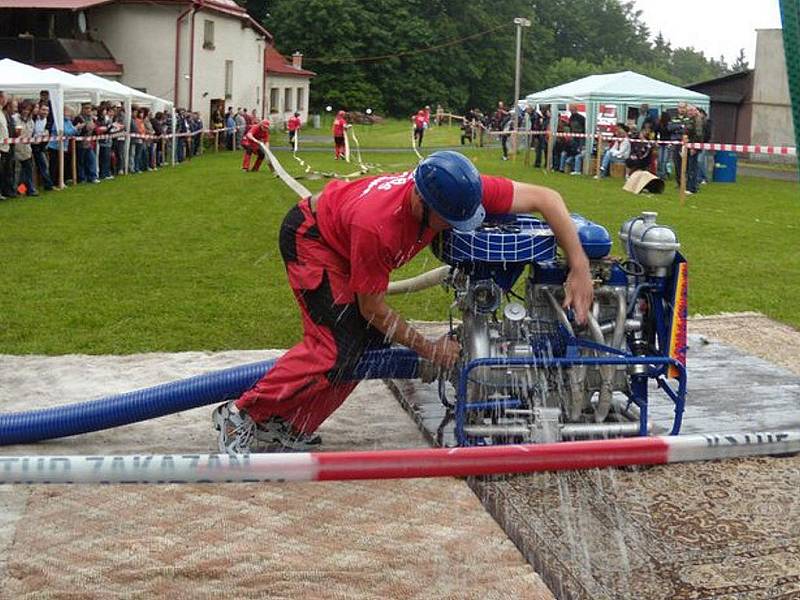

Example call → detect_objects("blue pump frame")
453 349 687 446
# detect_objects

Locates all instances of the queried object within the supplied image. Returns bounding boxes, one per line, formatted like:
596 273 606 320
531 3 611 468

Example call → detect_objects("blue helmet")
413 151 484 231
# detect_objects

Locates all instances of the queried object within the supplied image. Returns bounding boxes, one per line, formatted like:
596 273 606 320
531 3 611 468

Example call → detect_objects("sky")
631 0 784 66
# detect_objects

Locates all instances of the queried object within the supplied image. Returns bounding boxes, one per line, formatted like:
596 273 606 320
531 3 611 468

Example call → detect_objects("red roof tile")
36 58 123 76
0 0 109 8
264 45 315 77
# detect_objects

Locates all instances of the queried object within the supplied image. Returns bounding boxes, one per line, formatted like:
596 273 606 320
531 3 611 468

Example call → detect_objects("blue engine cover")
433 214 611 290
437 214 557 265
570 214 612 259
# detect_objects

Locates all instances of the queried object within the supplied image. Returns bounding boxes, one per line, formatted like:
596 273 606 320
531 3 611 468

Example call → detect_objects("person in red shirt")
241 119 271 172
412 109 427 148
287 112 301 147
332 110 348 159
212 150 595 454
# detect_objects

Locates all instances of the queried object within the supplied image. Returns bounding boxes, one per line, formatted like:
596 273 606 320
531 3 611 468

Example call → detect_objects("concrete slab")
390 317 800 599
0 350 552 599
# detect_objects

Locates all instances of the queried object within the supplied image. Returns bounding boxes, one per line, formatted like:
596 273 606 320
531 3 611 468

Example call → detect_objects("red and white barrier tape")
484 129 797 154
1 431 797 484
1 126 239 145
687 142 797 156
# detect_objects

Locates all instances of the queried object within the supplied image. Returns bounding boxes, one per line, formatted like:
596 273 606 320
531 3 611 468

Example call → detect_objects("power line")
302 23 513 65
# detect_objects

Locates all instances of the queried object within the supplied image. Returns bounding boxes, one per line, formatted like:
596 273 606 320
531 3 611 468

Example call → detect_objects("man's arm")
356 292 460 369
508 181 594 324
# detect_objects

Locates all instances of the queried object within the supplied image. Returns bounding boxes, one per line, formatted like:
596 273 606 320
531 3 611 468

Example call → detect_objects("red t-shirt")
243 123 269 148
332 117 346 137
287 116 301 132
413 115 426 129
316 172 514 294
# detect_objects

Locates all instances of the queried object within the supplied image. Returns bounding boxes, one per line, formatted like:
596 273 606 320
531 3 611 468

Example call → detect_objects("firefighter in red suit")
213 151 594 454
287 112 301 147
332 110 348 159
241 119 271 172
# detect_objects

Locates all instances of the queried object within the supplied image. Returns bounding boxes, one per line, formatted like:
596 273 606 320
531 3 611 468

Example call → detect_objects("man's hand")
427 335 461 370
563 263 594 326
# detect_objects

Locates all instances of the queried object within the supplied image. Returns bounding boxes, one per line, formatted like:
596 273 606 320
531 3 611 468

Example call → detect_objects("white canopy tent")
0 58 68 135
525 71 711 174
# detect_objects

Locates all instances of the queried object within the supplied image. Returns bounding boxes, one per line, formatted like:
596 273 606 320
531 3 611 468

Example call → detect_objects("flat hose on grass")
0 348 420 446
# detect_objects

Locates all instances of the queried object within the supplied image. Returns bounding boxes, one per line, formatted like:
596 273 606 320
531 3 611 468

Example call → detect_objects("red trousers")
333 135 345 159
242 144 265 171
235 199 386 433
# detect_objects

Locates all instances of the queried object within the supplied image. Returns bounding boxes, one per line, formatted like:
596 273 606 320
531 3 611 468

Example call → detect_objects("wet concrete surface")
390 323 800 599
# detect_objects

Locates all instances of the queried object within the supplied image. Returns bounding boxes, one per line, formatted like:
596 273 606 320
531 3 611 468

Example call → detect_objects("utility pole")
512 17 532 159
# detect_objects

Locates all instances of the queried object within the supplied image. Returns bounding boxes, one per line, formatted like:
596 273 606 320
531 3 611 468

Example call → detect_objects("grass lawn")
1 138 798 355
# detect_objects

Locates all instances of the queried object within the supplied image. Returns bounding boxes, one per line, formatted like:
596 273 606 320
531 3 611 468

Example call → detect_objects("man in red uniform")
412 109 427 148
332 110 347 159
241 119 271 172
287 112 301 147
213 151 594 454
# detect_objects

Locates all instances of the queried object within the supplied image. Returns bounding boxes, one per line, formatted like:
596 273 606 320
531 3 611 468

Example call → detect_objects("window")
296 87 304 111
203 20 214 50
284 88 293 114
224 60 233 99
270 88 280 112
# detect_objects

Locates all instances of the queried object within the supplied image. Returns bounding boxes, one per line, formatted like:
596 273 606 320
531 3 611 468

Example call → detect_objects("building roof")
0 0 108 8
0 0 272 41
37 58 123 76
264 45 315 77
688 70 753 89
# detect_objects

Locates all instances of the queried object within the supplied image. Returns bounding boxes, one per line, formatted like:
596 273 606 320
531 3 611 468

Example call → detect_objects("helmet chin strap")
417 203 430 243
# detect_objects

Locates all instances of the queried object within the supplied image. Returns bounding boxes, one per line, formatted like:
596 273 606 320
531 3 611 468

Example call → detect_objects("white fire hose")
386 266 450 295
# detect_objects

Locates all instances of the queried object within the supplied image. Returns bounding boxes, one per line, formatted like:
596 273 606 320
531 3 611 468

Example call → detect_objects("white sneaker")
571 171 581 176
212 400 321 455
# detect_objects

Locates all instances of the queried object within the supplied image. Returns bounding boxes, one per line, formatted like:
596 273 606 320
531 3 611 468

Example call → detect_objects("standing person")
47 106 76 185
567 104 586 174
412 109 426 149
73 103 99 184
287 112 301 147
0 91 12 199
234 108 246 150
241 118 271 172
96 105 113 180
668 102 692 191
13 101 38 196
423 105 431 127
684 105 703 194
32 102 54 191
492 101 511 160
655 111 672 180
696 108 712 185
212 150 594 453
224 107 234 150
332 110 348 159
533 107 550 169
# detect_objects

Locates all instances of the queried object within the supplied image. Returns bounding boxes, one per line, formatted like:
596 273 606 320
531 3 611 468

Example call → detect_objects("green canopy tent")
525 70 710 174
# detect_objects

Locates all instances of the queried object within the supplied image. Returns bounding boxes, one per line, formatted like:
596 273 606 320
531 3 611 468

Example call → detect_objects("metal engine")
432 211 688 446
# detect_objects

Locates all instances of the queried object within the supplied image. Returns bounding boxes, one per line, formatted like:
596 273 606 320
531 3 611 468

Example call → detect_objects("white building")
264 46 315 126
1 0 271 124
89 0 269 123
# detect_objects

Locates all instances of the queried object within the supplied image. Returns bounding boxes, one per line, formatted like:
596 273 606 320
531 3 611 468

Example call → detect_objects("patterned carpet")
0 352 552 600
476 455 800 599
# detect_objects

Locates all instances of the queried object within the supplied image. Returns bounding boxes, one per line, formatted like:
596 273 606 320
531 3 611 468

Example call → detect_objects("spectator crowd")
0 88 216 199
457 100 712 193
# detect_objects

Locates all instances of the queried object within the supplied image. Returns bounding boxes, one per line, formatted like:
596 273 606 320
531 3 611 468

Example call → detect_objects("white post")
511 17 531 159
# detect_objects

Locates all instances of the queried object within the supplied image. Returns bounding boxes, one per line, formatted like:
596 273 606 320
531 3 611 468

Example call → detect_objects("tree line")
239 0 747 117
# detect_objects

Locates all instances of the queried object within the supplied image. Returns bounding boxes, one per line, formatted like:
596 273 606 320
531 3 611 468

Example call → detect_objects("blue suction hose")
0 348 420 446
